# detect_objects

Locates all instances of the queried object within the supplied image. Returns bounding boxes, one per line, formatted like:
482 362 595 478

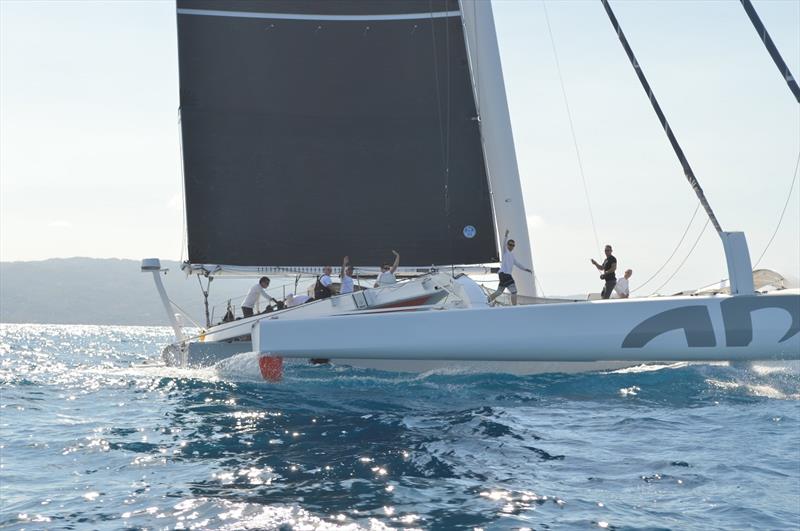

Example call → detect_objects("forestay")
176 0 498 268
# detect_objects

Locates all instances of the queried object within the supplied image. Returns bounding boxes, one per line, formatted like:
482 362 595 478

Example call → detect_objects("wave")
2 322 798 406
206 352 800 407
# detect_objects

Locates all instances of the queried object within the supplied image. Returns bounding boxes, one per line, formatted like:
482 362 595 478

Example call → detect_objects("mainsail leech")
600 0 724 235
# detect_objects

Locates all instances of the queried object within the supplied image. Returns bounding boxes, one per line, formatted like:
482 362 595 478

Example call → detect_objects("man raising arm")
375 250 400 287
488 230 532 306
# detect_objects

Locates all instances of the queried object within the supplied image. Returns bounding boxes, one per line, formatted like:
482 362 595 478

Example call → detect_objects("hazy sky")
1 0 798 296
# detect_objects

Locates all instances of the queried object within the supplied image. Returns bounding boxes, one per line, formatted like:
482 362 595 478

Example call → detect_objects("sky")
1 0 798 296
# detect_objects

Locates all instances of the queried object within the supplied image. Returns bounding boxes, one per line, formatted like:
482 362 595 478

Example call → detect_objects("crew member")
488 230 533 306
613 269 633 298
314 266 334 299
374 250 400 287
340 256 355 294
591 245 617 299
241 276 275 317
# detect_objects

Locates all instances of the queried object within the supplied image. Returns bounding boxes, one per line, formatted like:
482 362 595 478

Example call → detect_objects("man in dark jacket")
591 245 617 299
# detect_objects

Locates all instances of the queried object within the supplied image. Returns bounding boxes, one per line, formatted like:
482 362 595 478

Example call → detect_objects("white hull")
158 269 798 376
255 291 800 362
163 283 798 377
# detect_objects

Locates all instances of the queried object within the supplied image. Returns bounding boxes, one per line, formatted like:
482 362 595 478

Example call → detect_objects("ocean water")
1 324 799 530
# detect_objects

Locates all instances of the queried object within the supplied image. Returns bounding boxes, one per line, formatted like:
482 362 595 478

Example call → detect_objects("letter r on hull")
720 296 800 347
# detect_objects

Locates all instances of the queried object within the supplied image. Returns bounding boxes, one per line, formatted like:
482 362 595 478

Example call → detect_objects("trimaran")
144 0 799 379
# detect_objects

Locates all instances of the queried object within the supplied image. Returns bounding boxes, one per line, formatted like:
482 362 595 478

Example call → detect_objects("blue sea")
1 324 799 530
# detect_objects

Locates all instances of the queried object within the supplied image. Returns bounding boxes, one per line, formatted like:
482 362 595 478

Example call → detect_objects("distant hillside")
0 258 294 326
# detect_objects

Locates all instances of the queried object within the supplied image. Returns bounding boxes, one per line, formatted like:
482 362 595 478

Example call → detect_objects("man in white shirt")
374 250 400 287
340 256 355 294
241 276 275 317
612 269 633 299
314 266 334 299
488 230 532 306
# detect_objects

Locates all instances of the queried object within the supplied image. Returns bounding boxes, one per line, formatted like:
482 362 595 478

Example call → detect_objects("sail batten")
177 8 462 22
177 0 498 267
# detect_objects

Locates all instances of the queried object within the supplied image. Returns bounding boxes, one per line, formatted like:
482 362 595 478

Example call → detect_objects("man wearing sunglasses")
488 229 532 306
591 244 617 299
374 250 400 287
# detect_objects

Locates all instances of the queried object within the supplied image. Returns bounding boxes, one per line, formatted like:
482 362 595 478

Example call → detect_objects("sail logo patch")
462 225 476 239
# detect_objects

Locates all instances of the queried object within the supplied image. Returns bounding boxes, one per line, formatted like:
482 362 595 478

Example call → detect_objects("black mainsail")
176 0 498 269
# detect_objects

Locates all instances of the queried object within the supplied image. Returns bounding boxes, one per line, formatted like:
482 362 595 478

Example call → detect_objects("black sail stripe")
176 8 462 22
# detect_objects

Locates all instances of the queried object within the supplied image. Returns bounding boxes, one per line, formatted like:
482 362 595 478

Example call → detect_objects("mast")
460 0 537 298
739 0 800 103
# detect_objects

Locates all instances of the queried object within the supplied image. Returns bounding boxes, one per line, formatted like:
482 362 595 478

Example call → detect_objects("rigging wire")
445 3 451 180
542 0 602 254
429 3 445 176
650 217 710 296
534 274 547 299
444 0 454 265
631 201 702 294
429 0 454 265
636 151 798 293
753 150 800 268
165 296 203 330
196 274 213 329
